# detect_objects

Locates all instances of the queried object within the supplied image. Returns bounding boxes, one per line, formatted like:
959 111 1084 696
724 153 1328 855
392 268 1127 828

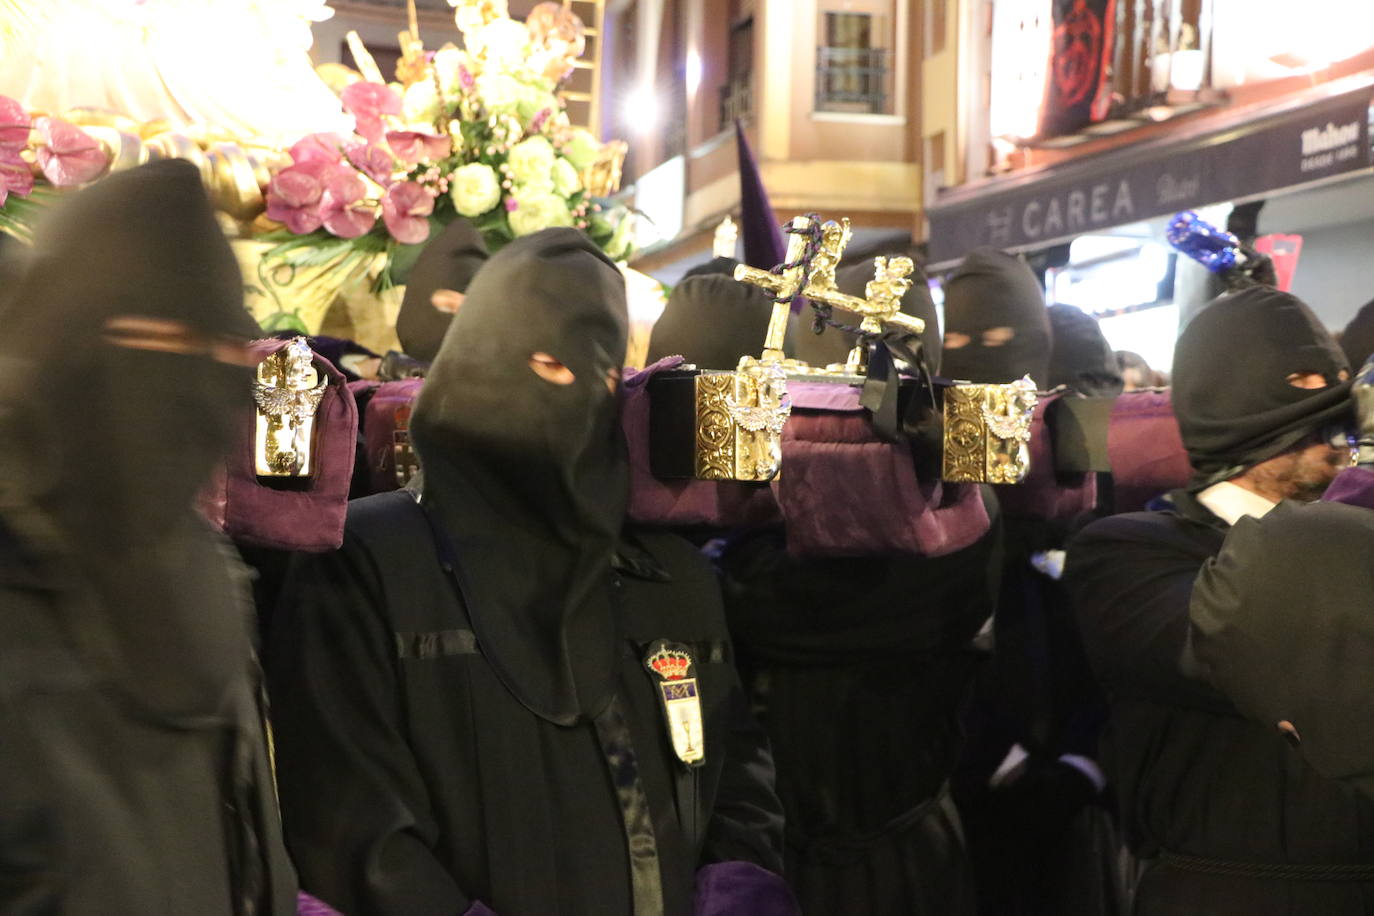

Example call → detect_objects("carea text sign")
928 86 1372 266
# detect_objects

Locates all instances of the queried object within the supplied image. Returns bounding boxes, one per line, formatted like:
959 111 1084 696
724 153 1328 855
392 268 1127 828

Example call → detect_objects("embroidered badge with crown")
643 639 706 766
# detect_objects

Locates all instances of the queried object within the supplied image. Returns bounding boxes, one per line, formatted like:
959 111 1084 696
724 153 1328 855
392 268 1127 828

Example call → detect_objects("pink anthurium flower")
265 166 328 234
288 133 346 170
34 117 108 187
341 81 402 144
345 141 396 186
381 182 433 244
0 146 33 206
320 170 377 239
385 129 452 166
0 95 30 148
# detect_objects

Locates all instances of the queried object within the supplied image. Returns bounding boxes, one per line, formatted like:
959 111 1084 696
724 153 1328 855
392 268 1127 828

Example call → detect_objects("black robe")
955 508 1122 916
0 522 297 915
715 489 1003 916
268 490 785 916
1190 496 1374 803
1065 490 1374 915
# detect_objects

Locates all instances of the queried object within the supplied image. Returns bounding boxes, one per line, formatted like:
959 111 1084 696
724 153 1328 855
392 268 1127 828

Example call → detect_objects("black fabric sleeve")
698 660 787 876
1189 501 1374 799
267 541 470 916
1063 516 1230 712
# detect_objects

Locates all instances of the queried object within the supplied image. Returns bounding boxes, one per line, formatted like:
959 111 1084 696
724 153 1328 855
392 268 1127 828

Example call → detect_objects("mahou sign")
928 85 1373 267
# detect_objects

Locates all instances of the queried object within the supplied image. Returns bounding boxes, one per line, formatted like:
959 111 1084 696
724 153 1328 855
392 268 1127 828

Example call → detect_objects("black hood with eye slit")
646 272 780 369
1047 304 1123 397
1172 285 1351 485
940 247 1050 386
0 158 258 722
411 227 630 725
396 217 489 364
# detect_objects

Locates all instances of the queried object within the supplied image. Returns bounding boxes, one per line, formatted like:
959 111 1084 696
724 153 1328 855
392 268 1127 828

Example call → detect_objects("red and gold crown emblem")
647 646 691 680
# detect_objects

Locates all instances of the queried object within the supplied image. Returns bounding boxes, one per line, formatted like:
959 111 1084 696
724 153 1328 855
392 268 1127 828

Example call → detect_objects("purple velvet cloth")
362 378 426 494
1322 466 1374 509
994 390 1098 521
202 338 358 552
1107 388 1192 511
694 862 801 916
622 359 784 530
622 362 991 557
777 385 990 557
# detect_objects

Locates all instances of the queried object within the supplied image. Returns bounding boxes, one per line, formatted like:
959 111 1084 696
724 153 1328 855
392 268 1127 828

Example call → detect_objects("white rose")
507 135 556 186
562 128 601 171
471 19 529 67
477 72 522 116
604 210 635 260
449 163 502 217
516 83 560 128
508 188 573 236
551 156 581 196
431 47 469 95
402 79 441 125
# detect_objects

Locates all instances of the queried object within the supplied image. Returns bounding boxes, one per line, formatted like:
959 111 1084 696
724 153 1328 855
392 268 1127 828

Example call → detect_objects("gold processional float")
0 1 1035 485
652 213 1038 486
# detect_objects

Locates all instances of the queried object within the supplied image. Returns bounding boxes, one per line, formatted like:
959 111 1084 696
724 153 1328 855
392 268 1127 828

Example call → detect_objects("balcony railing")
719 76 753 130
815 47 889 115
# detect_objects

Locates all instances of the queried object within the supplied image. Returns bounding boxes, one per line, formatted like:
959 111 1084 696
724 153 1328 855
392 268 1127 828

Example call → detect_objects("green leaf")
259 311 310 334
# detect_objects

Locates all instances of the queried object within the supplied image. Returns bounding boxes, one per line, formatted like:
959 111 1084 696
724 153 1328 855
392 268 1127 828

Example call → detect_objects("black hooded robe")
269 229 787 916
268 493 786 916
716 489 1004 916
1189 491 1374 803
1065 490 1374 915
0 160 297 914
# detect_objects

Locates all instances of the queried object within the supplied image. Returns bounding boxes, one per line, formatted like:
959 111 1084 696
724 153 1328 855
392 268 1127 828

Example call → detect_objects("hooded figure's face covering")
646 272 780 369
0 159 260 721
411 228 629 725
940 248 1051 386
396 217 489 364
791 259 943 373
1172 286 1352 487
1047 304 1123 397
1340 297 1374 370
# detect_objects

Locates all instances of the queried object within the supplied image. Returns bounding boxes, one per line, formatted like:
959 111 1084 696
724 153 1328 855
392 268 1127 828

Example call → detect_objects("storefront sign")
928 85 1372 266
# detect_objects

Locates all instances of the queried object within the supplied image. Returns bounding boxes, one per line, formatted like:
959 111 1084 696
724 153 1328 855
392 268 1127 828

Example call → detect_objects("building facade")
922 0 1374 365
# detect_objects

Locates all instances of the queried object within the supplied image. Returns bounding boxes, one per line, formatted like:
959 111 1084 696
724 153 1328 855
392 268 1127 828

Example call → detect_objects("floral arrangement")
0 94 107 240
0 0 634 288
259 0 634 288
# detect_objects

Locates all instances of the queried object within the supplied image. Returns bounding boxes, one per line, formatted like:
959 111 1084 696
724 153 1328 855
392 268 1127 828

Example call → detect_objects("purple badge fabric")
1322 466 1374 510
694 861 801 916
204 338 358 552
1107 388 1192 510
296 892 342 915
363 378 426 493
994 390 1098 521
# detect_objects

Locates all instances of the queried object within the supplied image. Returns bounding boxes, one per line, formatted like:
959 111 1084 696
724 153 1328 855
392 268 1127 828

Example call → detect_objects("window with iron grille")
719 16 754 129
816 12 891 115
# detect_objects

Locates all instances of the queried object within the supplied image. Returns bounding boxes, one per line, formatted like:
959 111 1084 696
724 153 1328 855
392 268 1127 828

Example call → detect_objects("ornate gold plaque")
692 361 790 482
941 377 1038 484
253 337 328 477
